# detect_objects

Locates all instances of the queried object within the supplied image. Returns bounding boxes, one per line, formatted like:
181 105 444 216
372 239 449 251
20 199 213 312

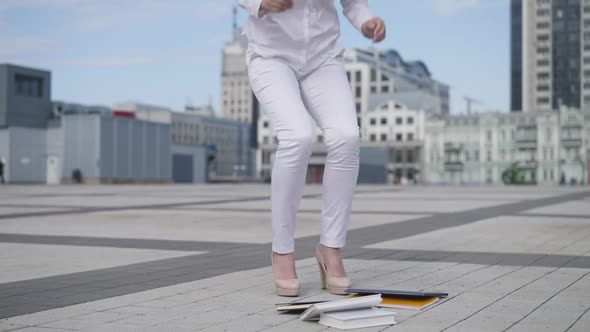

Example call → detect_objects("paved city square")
0 184 589 331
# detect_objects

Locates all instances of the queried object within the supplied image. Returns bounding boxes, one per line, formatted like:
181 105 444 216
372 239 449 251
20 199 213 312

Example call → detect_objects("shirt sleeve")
340 0 375 32
238 0 264 18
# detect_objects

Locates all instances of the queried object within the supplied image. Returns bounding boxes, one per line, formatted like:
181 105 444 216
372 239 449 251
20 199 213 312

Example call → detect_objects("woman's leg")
300 56 360 276
247 56 313 260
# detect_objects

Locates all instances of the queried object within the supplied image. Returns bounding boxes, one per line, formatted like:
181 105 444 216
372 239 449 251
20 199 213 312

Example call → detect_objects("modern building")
59 113 172 184
344 48 450 119
0 64 52 129
423 107 590 185
511 0 590 112
118 101 253 181
0 64 53 183
0 101 172 184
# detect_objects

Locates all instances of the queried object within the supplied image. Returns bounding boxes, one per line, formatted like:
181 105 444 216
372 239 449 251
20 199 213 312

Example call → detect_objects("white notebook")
299 294 383 321
319 307 397 330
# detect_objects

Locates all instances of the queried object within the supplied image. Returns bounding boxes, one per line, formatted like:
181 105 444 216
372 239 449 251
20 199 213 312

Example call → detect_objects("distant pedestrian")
0 159 5 184
239 0 386 297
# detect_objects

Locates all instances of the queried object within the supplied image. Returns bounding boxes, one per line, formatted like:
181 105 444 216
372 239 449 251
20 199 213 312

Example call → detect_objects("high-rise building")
221 7 252 124
511 0 590 112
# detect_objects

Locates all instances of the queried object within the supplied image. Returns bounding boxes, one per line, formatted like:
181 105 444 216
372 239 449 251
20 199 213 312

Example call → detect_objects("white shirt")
238 0 374 74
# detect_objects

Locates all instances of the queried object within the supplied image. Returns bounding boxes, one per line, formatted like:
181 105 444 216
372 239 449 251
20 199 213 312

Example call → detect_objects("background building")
423 107 590 185
511 0 590 112
220 11 251 124
118 101 253 182
59 113 171 184
0 64 52 183
0 64 51 129
254 47 444 184
344 48 450 119
362 101 426 183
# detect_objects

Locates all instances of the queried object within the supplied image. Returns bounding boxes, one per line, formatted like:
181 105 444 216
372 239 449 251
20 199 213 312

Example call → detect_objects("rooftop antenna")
232 5 238 34
464 96 482 115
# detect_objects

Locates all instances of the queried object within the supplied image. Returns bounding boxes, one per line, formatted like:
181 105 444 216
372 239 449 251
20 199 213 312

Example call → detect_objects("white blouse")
238 0 374 73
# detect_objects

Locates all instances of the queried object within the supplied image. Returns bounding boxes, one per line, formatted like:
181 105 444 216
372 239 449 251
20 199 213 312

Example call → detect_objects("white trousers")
247 51 360 254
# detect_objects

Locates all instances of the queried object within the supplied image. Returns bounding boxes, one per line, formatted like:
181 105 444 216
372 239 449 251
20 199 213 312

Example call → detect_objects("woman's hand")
260 0 293 14
361 17 386 43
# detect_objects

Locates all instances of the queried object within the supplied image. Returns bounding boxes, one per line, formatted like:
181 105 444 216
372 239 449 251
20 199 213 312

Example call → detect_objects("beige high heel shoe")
271 252 300 297
315 244 351 295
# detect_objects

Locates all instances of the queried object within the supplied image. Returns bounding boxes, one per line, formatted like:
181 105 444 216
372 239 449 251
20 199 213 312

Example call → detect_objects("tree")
502 162 521 185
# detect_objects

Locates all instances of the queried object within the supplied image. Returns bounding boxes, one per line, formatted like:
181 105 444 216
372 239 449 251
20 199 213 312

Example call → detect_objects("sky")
0 0 509 115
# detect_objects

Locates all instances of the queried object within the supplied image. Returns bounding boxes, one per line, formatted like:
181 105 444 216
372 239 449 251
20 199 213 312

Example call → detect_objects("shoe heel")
316 256 327 289
316 244 351 295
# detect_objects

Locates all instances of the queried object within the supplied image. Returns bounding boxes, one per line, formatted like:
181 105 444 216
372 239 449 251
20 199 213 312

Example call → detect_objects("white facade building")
221 26 252 124
423 108 590 185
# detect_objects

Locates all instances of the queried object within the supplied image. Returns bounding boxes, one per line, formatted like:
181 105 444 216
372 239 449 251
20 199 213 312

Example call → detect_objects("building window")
407 133 414 141
407 150 414 163
370 86 377 93
380 133 387 141
263 121 269 128
381 85 389 93
369 134 376 142
14 74 43 98
317 135 324 143
474 150 480 161
380 117 387 125
381 74 389 81
396 117 402 125
396 133 402 142
370 68 377 82
355 71 362 82
407 117 414 125
355 102 362 113
486 169 493 183
370 118 376 125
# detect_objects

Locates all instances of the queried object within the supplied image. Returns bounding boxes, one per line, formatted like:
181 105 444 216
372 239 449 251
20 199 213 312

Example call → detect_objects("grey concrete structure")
358 147 388 183
0 185 588 331
171 144 207 183
124 102 254 181
0 127 48 183
0 64 51 128
61 114 172 183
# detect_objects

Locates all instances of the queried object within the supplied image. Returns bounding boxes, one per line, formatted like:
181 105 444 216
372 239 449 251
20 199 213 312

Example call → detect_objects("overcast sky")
0 0 509 114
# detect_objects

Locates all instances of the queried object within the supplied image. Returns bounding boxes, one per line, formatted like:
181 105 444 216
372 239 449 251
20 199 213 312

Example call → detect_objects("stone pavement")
0 184 588 331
